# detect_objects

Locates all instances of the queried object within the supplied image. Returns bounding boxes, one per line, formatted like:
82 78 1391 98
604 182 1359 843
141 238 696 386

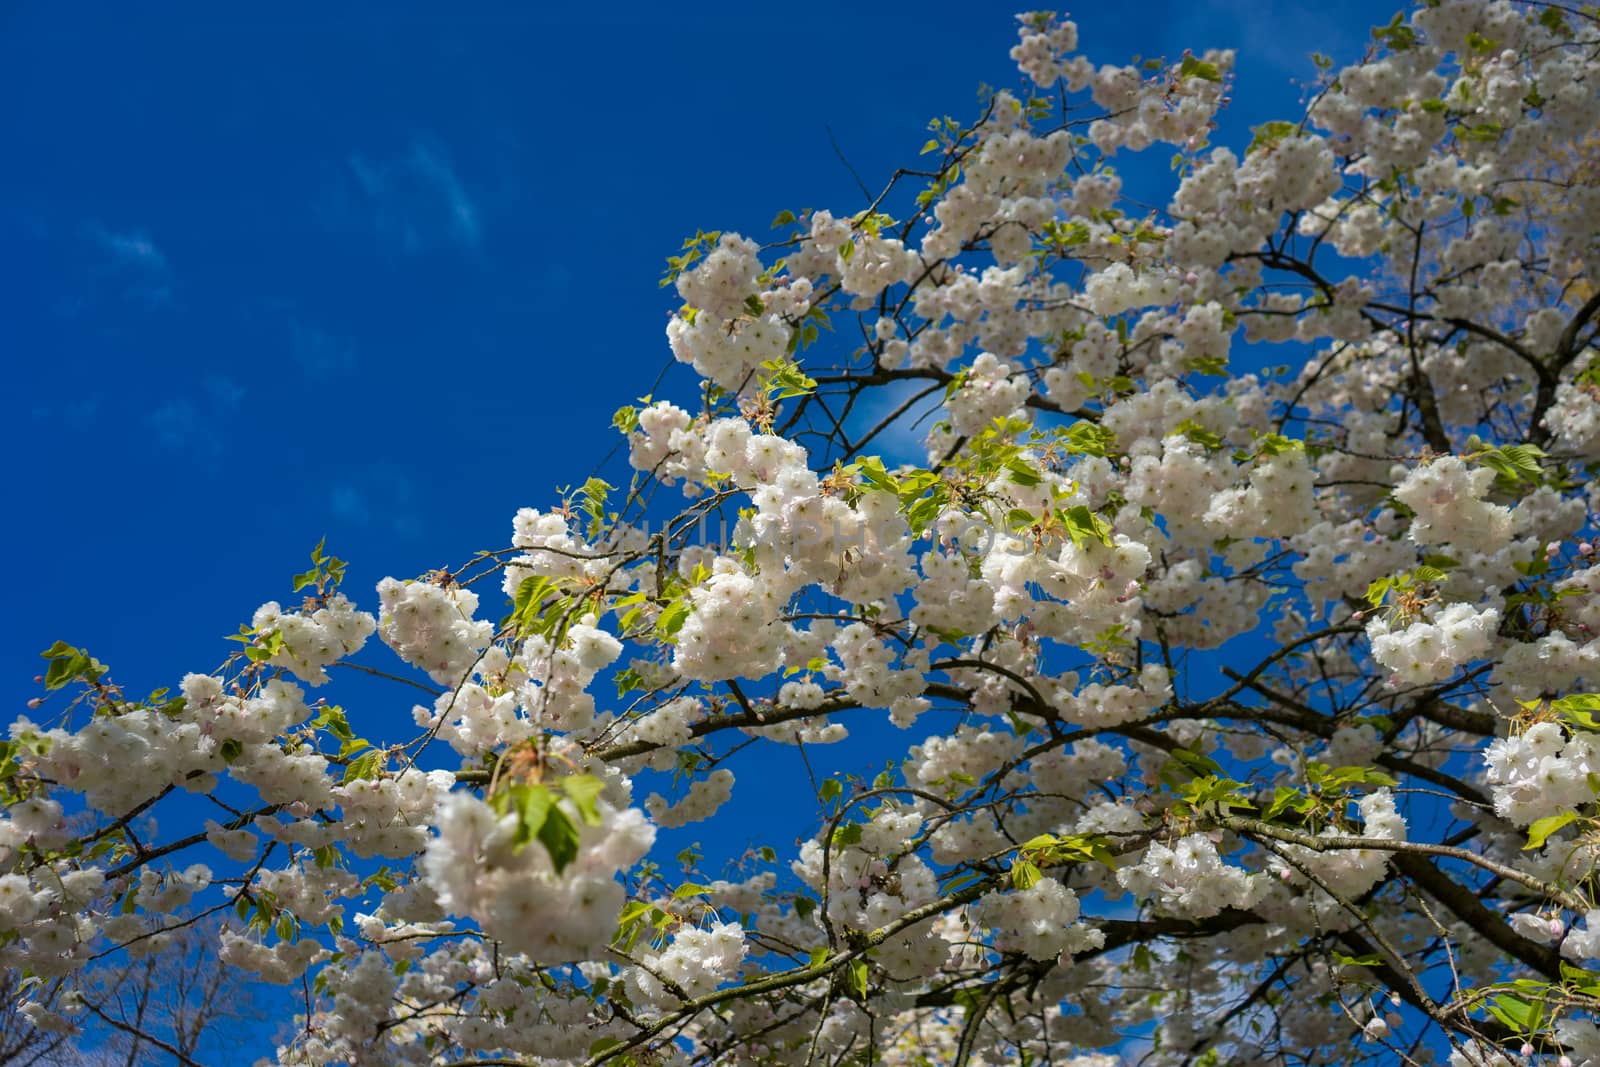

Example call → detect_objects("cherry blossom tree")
8 1 1600 1064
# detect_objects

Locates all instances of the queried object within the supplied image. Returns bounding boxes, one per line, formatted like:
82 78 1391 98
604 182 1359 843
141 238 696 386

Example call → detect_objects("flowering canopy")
8 3 1600 1064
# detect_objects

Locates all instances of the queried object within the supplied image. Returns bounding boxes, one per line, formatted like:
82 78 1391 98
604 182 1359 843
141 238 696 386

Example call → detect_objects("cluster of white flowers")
219 927 330 984
624 920 747 1004
974 876 1102 961
1274 790 1407 902
1560 910 1600 962
1392 455 1515 554
673 558 785 682
0 824 102 979
131 862 211 914
946 353 1031 436
620 696 705 761
249 594 375 685
1053 664 1172 728
986 531 1150 648
376 577 495 685
421 787 654 962
1485 722 1600 827
1202 447 1317 540
646 767 734 828
500 506 609 599
1545 380 1600 458
330 767 454 858
1367 602 1499 686
665 233 816 389
1009 14 1082 89
667 302 790 391
1118 834 1260 918
791 836 940 934
14 674 312 815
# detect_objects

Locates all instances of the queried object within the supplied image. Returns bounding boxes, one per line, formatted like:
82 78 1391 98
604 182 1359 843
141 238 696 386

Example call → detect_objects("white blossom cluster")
1117 834 1262 918
1485 722 1600 827
1392 455 1516 554
421 787 654 962
973 876 1102 961
1367 602 1499 686
376 577 495 685
249 593 375 685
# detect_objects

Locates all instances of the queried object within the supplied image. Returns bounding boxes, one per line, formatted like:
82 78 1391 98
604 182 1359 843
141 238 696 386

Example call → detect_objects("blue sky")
2 0 1405 1048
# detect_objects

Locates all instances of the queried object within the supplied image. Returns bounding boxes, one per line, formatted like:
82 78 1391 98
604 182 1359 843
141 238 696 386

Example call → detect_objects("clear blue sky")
1 0 1401 1047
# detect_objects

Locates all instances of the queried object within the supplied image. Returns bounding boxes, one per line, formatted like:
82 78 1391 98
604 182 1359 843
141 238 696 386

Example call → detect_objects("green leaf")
1178 55 1222 82
1006 508 1037 531
1540 7 1572 36
342 751 382 784
1062 505 1114 548
1486 993 1542 1034
1063 419 1116 457
1265 786 1307 821
43 650 89 691
1175 419 1223 451
314 705 354 742
560 774 606 827
1524 812 1578 851
1011 859 1042 891
538 804 581 874
655 599 691 640
845 958 869 998
1372 13 1416 50
919 139 940 155
1248 120 1298 153
856 456 897 493
1004 458 1042 486
1331 951 1384 967
1171 748 1223 776
501 784 553 852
